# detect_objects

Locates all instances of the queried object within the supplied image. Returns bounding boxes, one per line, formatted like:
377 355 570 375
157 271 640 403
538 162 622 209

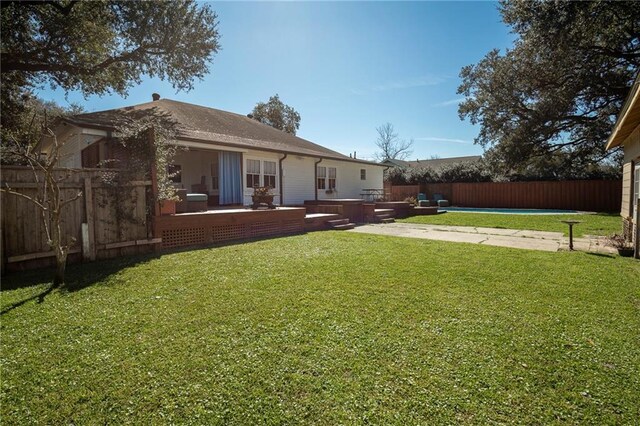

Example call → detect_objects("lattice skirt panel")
212 224 247 242
162 227 206 249
249 221 281 238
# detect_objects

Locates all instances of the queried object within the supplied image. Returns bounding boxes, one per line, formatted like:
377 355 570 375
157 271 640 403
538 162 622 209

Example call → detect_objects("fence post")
83 177 96 261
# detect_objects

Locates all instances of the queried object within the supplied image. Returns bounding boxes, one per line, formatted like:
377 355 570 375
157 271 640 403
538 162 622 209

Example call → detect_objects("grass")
2 232 639 424
400 212 622 237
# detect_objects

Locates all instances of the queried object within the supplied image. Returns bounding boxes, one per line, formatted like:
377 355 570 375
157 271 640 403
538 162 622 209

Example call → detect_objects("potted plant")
251 186 276 210
159 199 176 215
404 196 417 207
606 234 634 257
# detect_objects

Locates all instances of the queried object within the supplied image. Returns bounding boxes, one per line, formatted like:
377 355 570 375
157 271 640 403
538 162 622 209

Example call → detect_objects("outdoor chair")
186 193 208 212
417 193 430 207
433 193 450 207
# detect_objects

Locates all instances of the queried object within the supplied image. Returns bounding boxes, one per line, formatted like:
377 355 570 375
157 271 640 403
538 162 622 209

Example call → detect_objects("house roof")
380 158 412 168
381 155 482 170
606 73 640 150
66 98 381 166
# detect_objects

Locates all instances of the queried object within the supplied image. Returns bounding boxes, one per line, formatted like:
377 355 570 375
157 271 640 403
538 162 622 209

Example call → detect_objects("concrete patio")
348 222 616 254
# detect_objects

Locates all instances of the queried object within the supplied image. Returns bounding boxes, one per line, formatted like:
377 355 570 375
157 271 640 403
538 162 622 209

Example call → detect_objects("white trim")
606 83 640 150
634 163 640 221
173 139 248 153
80 128 108 137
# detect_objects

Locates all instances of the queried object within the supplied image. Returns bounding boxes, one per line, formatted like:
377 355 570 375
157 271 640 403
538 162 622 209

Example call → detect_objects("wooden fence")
387 184 420 202
387 180 622 212
1 166 156 272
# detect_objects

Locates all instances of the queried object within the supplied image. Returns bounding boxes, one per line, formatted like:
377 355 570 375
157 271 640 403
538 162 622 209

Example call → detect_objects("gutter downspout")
279 153 287 205
314 158 323 201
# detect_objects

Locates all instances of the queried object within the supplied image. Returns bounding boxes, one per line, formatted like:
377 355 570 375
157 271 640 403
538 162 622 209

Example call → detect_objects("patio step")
305 213 340 223
373 208 396 223
374 208 395 215
327 218 350 227
331 223 356 230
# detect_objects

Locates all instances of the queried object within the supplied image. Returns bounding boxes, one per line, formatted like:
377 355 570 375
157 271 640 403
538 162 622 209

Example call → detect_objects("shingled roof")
381 155 481 170
67 98 379 165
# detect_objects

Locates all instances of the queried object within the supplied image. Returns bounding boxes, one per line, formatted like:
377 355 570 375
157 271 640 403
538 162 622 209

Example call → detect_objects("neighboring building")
380 155 482 171
53 96 384 206
606 75 640 244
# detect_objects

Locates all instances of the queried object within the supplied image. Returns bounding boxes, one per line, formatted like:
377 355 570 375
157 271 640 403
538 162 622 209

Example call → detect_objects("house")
380 155 482 171
54 95 385 207
606 74 640 247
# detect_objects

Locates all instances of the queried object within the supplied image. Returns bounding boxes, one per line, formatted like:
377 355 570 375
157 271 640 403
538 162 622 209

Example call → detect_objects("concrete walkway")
348 222 615 254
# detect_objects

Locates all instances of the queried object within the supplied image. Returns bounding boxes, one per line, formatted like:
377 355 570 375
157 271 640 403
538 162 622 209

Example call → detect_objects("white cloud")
432 97 465 107
351 75 446 95
415 137 472 145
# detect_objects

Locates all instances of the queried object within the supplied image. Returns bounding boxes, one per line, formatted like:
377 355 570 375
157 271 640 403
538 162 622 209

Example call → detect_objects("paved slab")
348 222 616 254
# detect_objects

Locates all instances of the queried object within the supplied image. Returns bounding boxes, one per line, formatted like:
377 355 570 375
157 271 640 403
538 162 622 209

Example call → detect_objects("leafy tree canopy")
249 94 301 135
458 0 640 172
1 0 220 96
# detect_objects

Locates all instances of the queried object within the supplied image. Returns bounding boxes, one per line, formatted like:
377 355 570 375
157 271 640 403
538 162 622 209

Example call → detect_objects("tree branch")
60 191 83 207
0 186 47 211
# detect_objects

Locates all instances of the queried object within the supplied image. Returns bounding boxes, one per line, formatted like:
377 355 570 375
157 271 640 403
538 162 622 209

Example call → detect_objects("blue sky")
38 1 514 161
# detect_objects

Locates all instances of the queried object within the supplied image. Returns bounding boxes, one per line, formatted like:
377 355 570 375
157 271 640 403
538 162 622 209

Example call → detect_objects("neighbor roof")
606 73 640 150
381 155 481 170
66 98 380 166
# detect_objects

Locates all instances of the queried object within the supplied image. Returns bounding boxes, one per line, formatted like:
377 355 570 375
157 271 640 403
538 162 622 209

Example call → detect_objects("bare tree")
1 115 81 287
374 123 413 162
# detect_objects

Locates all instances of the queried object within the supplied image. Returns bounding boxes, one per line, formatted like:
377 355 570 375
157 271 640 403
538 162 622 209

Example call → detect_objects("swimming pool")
441 207 580 215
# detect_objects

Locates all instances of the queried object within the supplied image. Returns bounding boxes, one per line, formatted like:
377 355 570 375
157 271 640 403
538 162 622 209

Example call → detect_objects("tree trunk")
53 254 67 287
50 208 67 287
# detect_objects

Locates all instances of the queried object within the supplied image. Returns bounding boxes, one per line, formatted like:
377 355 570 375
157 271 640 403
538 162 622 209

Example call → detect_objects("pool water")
441 207 580 215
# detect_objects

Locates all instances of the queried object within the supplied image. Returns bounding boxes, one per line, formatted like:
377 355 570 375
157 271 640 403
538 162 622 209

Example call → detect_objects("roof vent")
152 93 160 101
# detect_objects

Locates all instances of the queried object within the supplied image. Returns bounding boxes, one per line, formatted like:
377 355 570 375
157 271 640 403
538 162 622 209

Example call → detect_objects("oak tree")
249 94 301 135
458 1 640 173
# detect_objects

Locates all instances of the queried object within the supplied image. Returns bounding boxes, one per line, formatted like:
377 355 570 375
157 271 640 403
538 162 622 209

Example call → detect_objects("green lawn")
2 233 639 424
400 212 622 237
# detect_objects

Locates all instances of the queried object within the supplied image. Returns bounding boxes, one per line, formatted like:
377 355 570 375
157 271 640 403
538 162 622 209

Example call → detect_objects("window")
246 159 261 188
317 166 326 189
328 167 337 189
264 161 277 188
168 164 182 183
81 143 100 168
360 169 366 180
246 158 278 189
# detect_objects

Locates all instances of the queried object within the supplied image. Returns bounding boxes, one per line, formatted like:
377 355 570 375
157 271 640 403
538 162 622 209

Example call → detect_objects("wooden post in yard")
83 177 96 261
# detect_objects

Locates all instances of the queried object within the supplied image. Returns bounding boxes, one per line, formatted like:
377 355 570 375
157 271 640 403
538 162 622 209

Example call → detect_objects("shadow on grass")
584 251 616 259
2 251 161 292
1 232 305 314
0 284 56 315
1 251 162 315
